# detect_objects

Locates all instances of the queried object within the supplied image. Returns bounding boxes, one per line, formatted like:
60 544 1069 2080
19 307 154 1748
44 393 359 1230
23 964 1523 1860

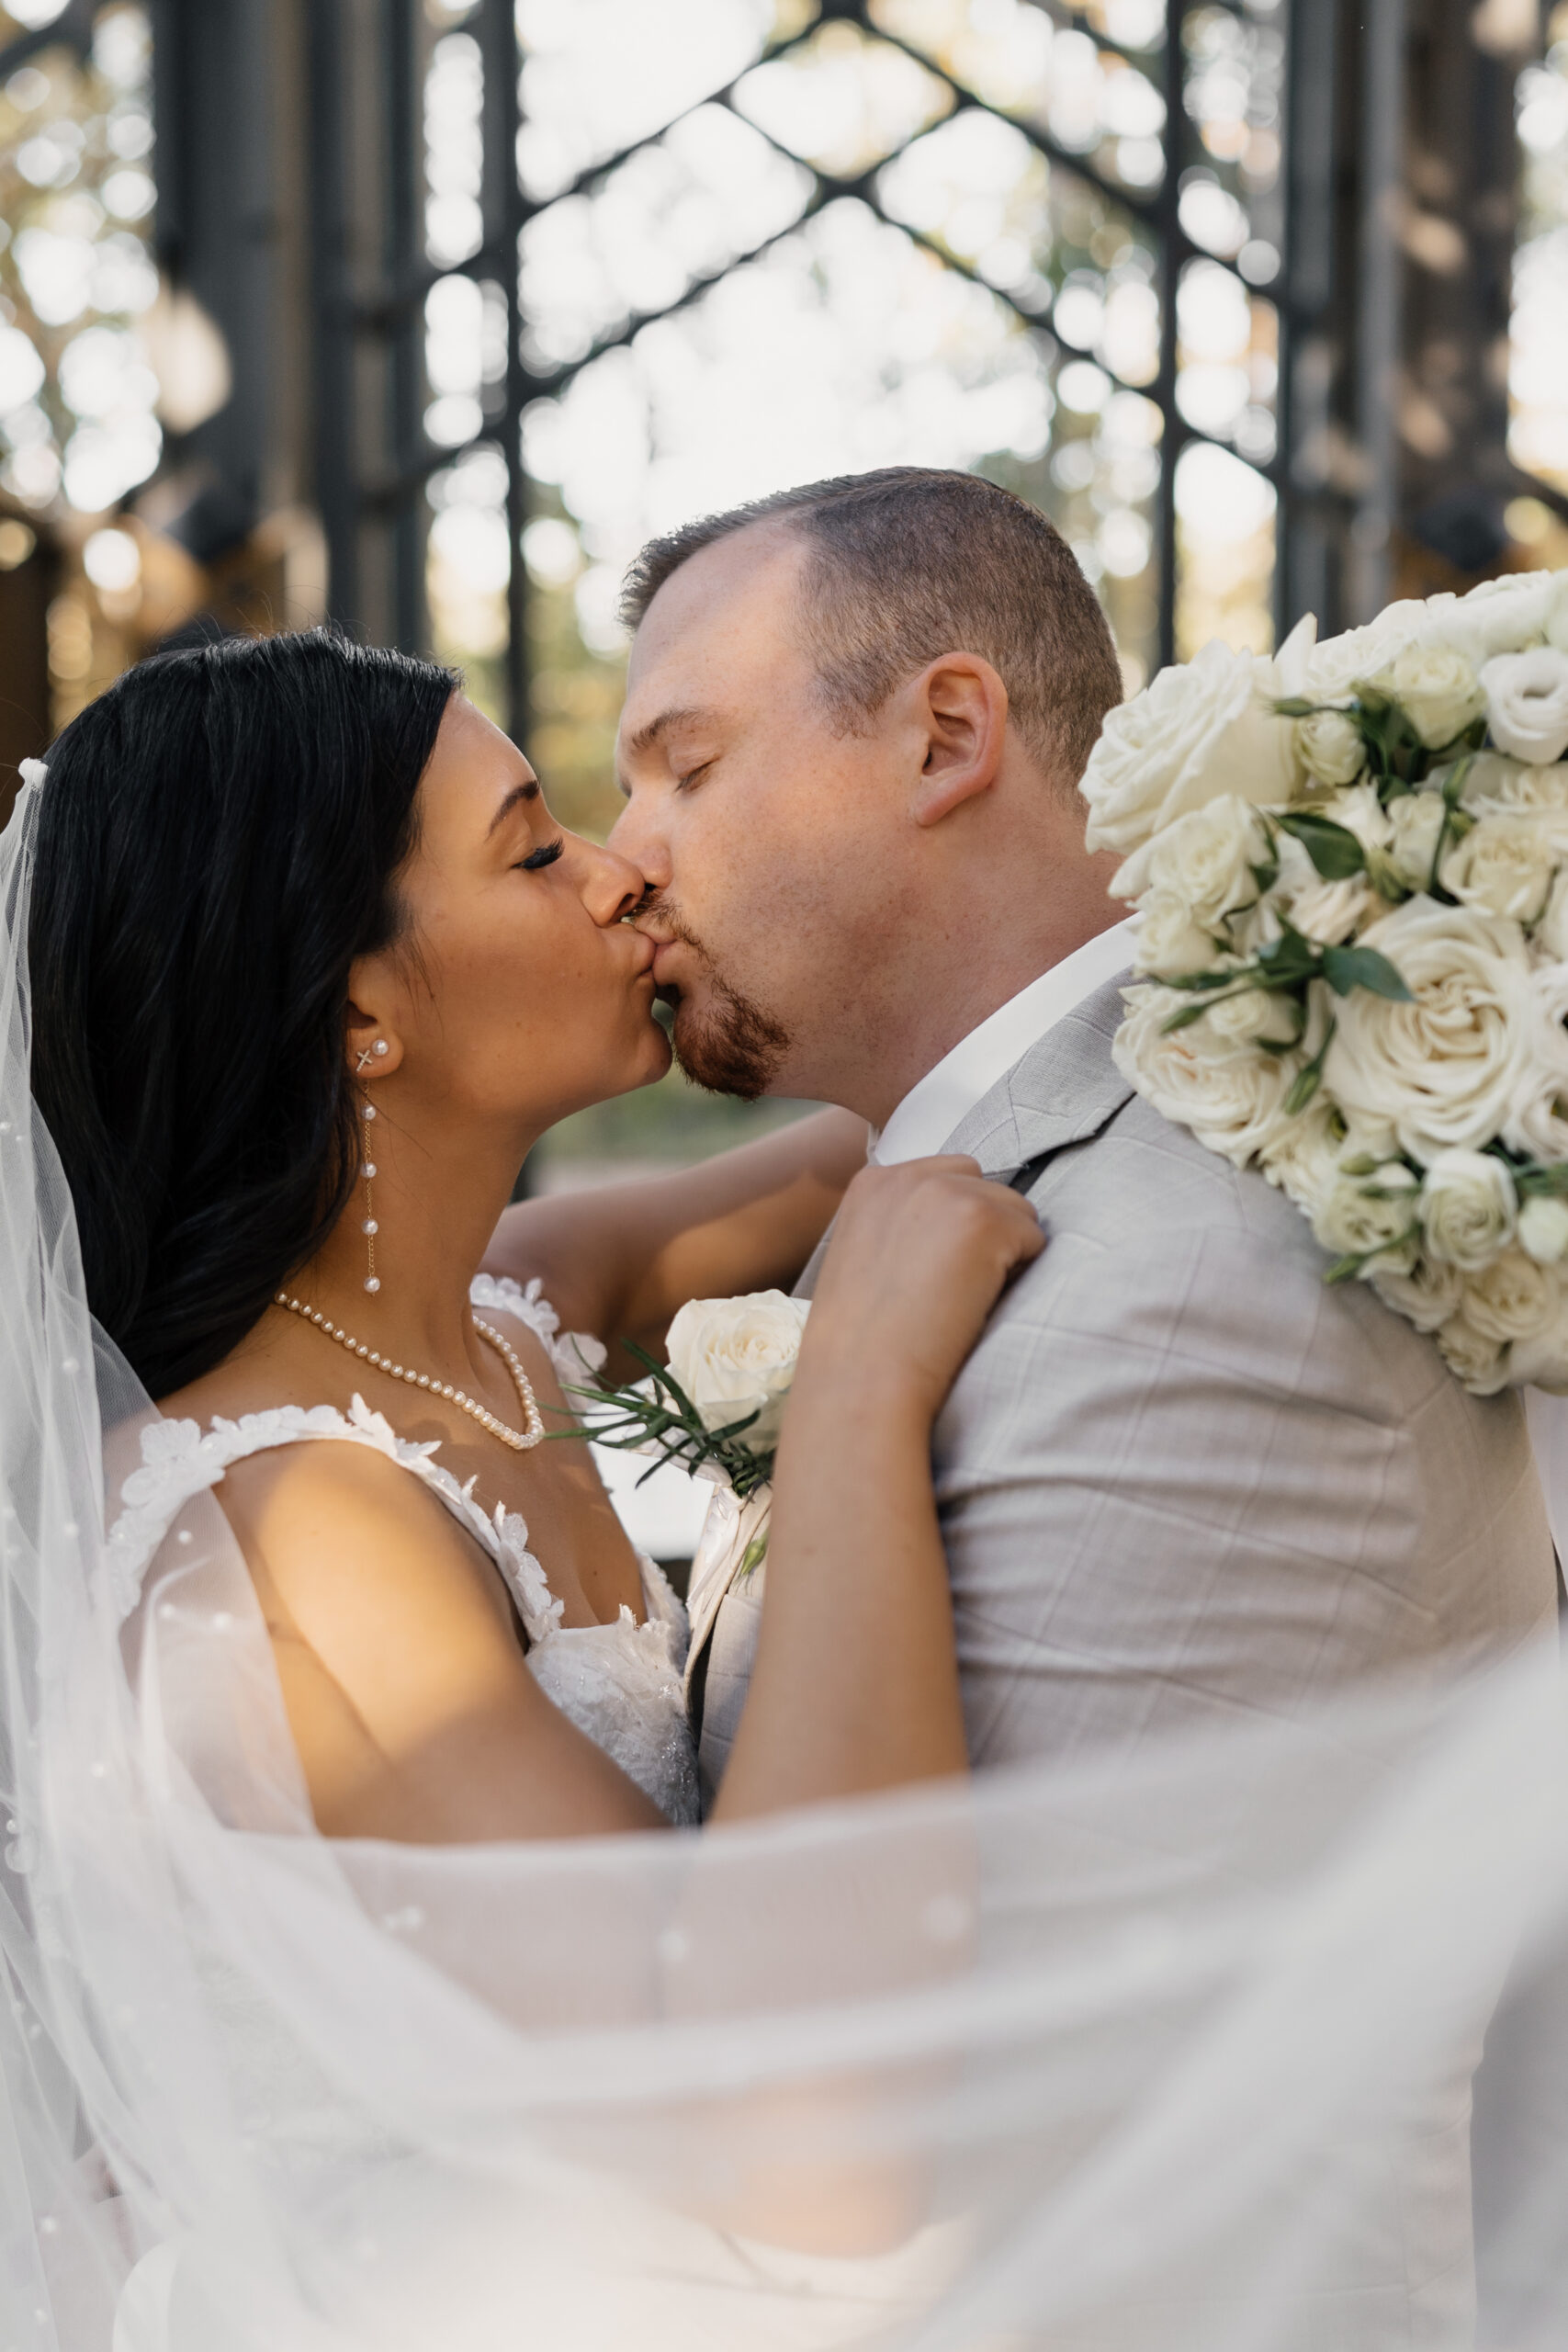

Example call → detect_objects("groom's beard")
638 895 790 1101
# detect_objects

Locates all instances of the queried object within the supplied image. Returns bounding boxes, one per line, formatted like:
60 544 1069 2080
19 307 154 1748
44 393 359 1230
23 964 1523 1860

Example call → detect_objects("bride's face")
354 695 670 1135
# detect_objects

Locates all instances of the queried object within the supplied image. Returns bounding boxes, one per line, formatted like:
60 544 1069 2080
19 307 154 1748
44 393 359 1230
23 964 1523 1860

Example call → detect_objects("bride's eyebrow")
486 779 541 838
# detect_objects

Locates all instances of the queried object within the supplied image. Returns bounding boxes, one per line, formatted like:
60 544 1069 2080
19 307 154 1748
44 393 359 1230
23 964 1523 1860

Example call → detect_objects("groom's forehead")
623 526 810 711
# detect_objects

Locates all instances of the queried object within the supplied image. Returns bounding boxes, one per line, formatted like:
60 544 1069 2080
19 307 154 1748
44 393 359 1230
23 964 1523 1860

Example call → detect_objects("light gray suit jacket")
688 970 1558 2341
693 972 1556 1788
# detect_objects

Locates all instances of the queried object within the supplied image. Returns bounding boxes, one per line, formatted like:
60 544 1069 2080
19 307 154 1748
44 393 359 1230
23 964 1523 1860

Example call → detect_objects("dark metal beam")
479 0 528 744
307 0 358 628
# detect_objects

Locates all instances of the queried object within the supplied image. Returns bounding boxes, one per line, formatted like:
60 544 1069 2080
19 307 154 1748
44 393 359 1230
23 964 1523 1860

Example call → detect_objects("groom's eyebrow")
486 778 540 837
623 705 719 763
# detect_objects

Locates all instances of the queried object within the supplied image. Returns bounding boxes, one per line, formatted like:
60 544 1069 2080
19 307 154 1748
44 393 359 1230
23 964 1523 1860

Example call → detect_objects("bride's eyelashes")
516 838 564 872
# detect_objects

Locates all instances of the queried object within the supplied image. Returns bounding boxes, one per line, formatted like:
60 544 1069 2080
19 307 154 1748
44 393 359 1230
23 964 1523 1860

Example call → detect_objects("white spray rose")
1322 898 1539 1164
1081 639 1301 857
1322 782 1393 854
664 1289 810 1454
1458 1246 1559 1344
1386 791 1449 891
1311 1163 1419 1273
1296 707 1366 786
1508 1276 1568 1389
1111 984 1301 1168
1416 1148 1517 1269
1518 1195 1568 1265
1460 753 1568 825
1290 876 1379 944
1373 641 1486 751
1120 794 1274 923
1133 889 1221 978
1371 1252 1468 1334
1436 1309 1510 1395
1200 986 1301 1051
1439 816 1558 924
1481 648 1568 767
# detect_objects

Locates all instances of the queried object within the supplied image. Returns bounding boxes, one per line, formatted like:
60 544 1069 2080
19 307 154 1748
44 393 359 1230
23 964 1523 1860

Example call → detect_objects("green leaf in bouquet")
1320 943 1413 1001
1159 992 1245 1034
1277 811 1368 881
1283 1016 1337 1115
1159 967 1244 993
1253 924 1324 989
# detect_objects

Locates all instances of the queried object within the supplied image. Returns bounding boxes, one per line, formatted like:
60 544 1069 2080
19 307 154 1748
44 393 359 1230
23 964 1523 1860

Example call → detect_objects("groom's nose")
606 796 670 890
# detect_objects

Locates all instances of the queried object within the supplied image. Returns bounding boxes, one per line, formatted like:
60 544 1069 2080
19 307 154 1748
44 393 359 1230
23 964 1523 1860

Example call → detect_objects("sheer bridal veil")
5 763 1568 2351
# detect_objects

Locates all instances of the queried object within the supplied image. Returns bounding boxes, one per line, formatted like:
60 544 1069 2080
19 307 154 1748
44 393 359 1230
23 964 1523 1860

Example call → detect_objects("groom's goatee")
639 896 790 1099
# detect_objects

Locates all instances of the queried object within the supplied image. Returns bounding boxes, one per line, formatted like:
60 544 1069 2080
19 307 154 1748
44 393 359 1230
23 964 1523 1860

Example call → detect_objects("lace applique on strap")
105 1396 564 1644
468 1272 607 1388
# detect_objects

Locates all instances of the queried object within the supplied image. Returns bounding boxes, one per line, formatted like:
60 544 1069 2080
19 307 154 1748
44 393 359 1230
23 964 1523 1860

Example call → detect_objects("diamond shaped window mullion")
424 0 1295 828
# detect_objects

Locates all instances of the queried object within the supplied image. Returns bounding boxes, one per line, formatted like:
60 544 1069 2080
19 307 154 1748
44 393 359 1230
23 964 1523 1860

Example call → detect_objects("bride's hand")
795 1157 1044 1426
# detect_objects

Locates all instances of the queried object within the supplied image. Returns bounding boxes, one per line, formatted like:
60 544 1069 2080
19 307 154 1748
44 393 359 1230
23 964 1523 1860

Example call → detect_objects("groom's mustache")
628 890 788 1099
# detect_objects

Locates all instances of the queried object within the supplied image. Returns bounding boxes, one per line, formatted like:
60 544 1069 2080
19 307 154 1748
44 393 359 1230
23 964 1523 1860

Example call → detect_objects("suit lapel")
941 969 1135 1176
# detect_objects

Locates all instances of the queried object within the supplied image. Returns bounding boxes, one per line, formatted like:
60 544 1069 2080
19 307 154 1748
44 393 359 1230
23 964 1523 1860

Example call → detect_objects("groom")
610 465 1556 1784
608 467 1553 2335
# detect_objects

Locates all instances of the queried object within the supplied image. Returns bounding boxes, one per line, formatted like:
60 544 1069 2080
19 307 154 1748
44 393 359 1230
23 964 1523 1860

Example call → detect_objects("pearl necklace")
274 1292 547 1452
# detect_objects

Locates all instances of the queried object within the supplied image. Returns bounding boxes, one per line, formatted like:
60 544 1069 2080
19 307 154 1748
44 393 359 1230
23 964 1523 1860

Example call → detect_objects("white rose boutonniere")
664 1290 810 1456
560 1291 810 1593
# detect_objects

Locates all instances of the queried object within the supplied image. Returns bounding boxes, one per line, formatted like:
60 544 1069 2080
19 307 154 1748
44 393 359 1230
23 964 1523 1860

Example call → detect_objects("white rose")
1296 707 1366 787
1259 1102 1346 1219
1426 570 1566 666
1518 1195 1568 1265
1460 752 1568 822
1370 1251 1468 1334
1459 1246 1559 1343
664 1289 810 1454
1373 641 1486 751
1311 1163 1419 1274
1303 604 1427 702
1321 898 1539 1164
1481 648 1568 766
1386 791 1448 891
1289 876 1378 945
1081 639 1302 857
1416 1148 1517 1269
1439 815 1557 924
1436 1309 1510 1395
1133 888 1222 978
1508 1275 1568 1389
1112 984 1301 1168
1500 957 1568 1163
1119 794 1274 922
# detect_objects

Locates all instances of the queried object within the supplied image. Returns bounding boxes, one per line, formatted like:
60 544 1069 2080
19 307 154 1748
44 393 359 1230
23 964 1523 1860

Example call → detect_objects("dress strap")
468 1272 607 1389
105 1396 563 1645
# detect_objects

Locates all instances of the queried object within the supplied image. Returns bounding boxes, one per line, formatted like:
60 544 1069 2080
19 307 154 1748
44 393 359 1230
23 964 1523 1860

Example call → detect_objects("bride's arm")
483 1108 867 1371
711 1158 1043 1821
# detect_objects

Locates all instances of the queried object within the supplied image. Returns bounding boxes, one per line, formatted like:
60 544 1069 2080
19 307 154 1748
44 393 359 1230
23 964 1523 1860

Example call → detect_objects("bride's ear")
344 994 405 1080
908 654 1009 829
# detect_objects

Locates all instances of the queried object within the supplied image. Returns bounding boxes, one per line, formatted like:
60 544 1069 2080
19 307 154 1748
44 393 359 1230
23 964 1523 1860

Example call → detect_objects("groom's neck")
784 880 1125 1131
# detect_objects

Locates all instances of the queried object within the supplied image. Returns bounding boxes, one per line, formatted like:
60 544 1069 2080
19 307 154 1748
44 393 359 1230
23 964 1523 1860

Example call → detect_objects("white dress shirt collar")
869 919 1135 1167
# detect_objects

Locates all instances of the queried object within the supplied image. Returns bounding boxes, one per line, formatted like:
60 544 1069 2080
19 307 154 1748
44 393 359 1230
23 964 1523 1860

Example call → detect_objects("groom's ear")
907 654 1009 830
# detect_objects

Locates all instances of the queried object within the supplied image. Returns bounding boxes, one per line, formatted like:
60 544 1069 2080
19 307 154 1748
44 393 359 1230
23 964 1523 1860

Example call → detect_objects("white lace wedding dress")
107 1272 701 1828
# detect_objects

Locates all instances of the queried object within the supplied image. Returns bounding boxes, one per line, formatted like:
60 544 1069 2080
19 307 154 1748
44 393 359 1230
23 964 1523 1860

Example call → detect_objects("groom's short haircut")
620 467 1123 785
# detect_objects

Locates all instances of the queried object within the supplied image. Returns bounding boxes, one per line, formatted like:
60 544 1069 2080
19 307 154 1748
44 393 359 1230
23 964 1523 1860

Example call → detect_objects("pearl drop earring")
355 1040 389 1295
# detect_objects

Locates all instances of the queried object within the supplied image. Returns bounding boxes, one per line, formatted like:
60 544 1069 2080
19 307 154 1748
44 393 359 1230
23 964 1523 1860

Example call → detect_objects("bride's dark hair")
27 628 457 1398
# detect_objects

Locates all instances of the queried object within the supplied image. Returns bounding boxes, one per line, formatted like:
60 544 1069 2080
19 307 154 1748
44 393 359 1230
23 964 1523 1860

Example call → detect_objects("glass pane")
1173 437 1275 657
0 4 160 725
1179 0 1286 288
1508 19 1568 540
872 0 1168 196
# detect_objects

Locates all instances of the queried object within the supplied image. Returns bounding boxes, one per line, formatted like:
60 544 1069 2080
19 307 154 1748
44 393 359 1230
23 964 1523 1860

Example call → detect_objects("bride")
28 628 1040 1849
10 628 1568 2352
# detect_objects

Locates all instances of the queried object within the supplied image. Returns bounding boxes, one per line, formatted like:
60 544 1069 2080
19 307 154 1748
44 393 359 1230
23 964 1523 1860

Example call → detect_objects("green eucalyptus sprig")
556 1340 774 1502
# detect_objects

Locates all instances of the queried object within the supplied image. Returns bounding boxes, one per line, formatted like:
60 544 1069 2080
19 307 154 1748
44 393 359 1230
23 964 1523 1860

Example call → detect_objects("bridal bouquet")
1081 568 1568 1394
569 1290 808 1585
